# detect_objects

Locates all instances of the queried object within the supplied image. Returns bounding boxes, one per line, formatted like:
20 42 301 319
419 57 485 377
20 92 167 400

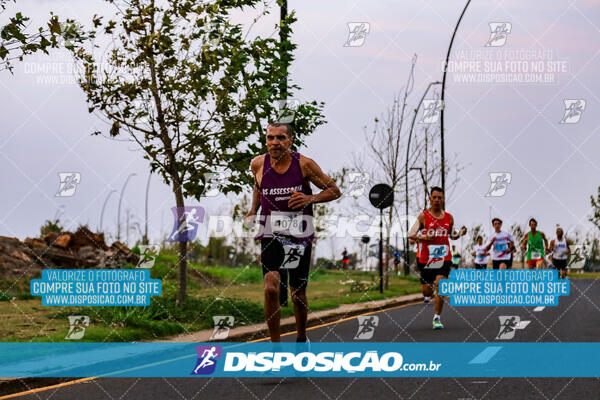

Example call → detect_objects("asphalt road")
5 278 600 400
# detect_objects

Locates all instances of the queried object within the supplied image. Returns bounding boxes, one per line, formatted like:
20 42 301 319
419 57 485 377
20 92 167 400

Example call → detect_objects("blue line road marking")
469 346 502 364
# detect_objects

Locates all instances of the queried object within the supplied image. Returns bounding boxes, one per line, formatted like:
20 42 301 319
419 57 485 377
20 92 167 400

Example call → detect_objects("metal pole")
280 0 288 99
144 172 152 245
441 0 472 192
404 81 441 275
99 190 116 232
379 208 383 293
117 173 137 241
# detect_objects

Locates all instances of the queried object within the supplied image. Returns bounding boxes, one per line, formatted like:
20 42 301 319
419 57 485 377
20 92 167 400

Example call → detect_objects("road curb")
159 292 423 343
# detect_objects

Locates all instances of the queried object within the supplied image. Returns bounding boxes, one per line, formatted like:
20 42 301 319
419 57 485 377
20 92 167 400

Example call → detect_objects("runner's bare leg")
434 275 446 315
290 286 307 341
264 271 281 342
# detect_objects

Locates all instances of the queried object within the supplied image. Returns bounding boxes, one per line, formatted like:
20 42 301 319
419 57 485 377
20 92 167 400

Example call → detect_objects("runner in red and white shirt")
408 186 467 330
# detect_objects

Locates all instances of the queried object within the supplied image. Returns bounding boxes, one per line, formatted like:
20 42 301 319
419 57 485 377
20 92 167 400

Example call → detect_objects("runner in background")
451 245 461 269
549 226 570 279
341 248 350 269
472 235 489 269
485 218 515 269
521 218 548 269
408 186 468 329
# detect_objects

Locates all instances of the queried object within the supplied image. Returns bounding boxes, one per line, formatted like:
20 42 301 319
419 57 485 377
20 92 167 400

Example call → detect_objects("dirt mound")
0 227 140 290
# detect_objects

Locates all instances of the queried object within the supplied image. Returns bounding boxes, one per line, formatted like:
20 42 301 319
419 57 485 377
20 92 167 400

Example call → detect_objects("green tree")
589 186 600 231
39 218 63 237
0 0 82 72
510 223 526 268
62 0 325 304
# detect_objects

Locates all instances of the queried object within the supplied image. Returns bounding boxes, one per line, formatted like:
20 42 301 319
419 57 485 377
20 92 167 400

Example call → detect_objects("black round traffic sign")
368 184 394 209
361 235 370 244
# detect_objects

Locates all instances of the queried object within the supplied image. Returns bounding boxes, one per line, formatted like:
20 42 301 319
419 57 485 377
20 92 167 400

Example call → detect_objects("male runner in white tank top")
549 227 570 279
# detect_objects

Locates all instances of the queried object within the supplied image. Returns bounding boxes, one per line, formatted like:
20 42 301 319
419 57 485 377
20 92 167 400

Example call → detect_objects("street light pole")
404 81 441 275
117 173 137 242
143 172 152 245
441 0 472 192
99 190 116 232
280 0 288 99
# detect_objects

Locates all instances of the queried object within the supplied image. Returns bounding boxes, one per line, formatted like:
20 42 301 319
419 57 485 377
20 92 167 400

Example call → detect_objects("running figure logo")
210 316 234 340
343 22 370 47
203 172 227 197
276 99 300 124
485 22 512 47
567 245 586 270
280 243 306 270
560 99 586 124
65 315 90 340
420 100 443 124
168 206 205 242
191 345 222 375
345 172 370 197
55 172 81 197
136 244 160 269
496 316 530 340
485 172 512 197
354 315 379 340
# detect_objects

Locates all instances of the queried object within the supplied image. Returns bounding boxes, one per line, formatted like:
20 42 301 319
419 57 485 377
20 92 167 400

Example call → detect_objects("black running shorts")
260 238 312 289
417 260 452 285
492 259 513 269
553 258 568 270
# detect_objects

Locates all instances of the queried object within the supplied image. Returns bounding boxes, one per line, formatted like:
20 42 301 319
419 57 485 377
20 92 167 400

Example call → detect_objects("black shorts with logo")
260 238 312 289
492 259 513 269
475 263 487 270
417 260 452 285
553 258 568 270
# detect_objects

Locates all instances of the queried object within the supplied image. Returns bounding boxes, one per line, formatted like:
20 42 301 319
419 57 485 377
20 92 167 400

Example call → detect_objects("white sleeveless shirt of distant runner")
487 231 514 261
473 244 489 265
553 238 568 260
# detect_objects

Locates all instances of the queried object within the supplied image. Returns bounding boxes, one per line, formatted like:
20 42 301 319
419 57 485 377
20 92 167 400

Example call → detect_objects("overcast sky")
1 0 599 257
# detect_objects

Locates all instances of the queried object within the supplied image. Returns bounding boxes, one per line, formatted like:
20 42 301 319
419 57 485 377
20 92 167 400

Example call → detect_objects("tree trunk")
173 181 188 306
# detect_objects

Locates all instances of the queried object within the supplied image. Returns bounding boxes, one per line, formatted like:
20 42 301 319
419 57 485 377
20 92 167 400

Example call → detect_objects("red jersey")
418 209 453 264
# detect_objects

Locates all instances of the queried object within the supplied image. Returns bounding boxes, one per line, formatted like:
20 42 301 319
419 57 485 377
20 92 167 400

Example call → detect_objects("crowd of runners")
244 120 575 341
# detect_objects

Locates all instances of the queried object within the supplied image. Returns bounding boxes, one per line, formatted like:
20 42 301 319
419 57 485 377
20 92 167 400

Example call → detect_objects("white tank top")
553 238 568 260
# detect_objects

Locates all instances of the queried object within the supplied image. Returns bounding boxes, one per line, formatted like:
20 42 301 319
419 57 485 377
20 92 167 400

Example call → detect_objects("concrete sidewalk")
156 292 423 343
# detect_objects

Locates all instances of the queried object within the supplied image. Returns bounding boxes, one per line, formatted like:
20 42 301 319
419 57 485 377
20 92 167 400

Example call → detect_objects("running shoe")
432 318 444 330
423 296 430 304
